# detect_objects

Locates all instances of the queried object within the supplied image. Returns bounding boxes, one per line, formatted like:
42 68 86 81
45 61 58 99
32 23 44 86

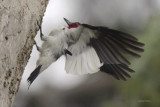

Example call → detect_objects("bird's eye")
62 28 65 30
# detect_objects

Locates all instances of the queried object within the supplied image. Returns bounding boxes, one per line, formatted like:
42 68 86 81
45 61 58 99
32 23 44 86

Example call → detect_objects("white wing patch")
65 47 102 75
65 27 102 75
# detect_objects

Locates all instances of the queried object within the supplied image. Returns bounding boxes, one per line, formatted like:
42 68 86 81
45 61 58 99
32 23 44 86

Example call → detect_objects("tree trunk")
0 0 49 107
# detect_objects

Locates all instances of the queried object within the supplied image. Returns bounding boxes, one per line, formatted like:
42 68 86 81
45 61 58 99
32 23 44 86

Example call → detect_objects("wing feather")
65 47 102 75
101 38 130 65
65 25 144 80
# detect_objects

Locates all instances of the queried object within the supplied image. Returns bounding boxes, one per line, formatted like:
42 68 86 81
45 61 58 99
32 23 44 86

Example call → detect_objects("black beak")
64 18 72 26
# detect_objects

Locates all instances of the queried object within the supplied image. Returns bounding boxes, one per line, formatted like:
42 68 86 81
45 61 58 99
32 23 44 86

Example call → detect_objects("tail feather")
27 65 42 89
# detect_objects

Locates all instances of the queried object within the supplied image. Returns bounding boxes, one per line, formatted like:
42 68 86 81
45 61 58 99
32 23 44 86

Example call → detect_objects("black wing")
83 24 144 80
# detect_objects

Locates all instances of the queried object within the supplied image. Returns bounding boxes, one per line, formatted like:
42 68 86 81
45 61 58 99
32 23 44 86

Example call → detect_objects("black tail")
27 65 42 89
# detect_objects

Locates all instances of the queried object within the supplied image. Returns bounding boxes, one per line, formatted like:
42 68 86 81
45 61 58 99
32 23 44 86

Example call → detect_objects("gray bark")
0 0 49 107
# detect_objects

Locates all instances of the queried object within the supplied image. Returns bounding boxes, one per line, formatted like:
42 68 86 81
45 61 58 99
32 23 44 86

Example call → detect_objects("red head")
64 18 81 29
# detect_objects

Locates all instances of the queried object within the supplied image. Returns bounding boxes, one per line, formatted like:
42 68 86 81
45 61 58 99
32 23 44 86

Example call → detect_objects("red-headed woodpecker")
27 18 144 87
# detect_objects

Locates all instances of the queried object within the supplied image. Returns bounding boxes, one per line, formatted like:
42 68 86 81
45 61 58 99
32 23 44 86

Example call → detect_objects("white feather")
36 27 68 74
65 47 102 75
65 26 102 75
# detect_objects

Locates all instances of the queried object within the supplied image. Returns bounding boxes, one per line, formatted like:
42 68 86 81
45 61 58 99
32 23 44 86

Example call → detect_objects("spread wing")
65 24 144 80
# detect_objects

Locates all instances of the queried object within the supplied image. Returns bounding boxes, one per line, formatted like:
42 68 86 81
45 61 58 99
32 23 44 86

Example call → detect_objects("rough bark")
0 0 49 107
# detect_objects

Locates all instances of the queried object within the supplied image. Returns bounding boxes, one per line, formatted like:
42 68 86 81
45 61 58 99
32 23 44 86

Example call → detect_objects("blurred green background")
13 0 160 107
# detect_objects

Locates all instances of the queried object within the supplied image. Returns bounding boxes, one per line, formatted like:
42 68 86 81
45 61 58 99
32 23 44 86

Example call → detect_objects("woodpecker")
27 18 144 87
